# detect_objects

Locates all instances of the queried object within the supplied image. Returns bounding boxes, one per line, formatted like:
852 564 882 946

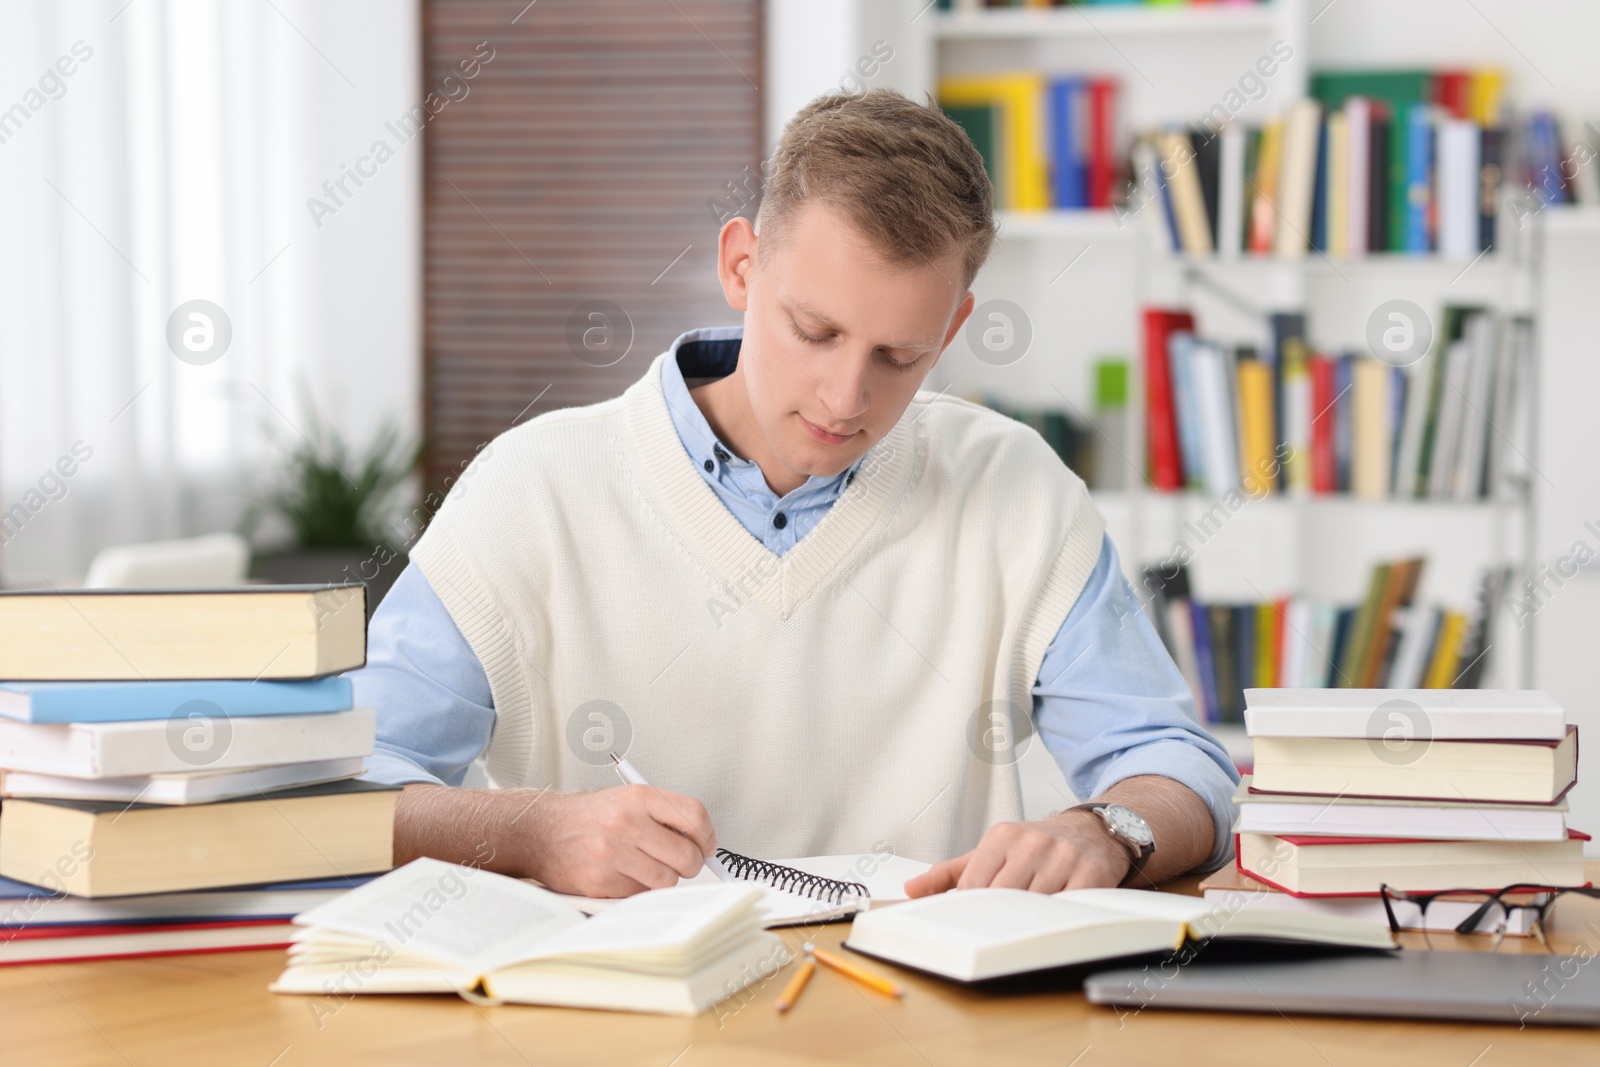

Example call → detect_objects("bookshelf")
767 0 1600 854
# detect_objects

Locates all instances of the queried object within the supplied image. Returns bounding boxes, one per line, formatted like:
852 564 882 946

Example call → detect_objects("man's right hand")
393 782 718 899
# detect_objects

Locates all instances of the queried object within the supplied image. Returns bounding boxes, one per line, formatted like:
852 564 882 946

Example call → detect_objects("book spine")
1142 310 1191 491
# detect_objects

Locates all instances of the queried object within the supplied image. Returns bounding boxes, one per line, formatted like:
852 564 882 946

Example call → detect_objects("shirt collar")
658 326 865 502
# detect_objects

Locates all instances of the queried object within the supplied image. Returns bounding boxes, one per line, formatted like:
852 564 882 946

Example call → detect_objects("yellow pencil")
809 944 905 999
775 956 816 1013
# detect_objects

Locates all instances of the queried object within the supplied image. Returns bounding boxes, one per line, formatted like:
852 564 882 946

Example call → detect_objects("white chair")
84 533 251 589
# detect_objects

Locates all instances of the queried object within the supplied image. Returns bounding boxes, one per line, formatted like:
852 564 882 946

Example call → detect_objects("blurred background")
1 0 1598 843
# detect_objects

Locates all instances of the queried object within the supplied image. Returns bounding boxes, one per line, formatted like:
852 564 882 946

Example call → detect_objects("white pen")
611 753 736 883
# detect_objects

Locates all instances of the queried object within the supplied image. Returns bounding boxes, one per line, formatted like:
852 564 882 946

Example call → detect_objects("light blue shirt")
353 326 1239 871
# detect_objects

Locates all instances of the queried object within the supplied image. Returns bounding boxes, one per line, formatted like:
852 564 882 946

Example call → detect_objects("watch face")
1103 804 1154 847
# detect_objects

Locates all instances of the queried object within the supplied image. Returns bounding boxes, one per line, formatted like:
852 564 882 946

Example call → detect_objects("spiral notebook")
554 850 932 928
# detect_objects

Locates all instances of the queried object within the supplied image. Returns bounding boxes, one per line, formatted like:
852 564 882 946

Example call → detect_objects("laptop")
1084 951 1600 1027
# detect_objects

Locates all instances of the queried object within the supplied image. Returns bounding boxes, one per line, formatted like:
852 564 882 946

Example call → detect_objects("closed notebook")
0 706 375 779
0 779 397 897
844 887 1392 984
1249 727 1579 803
0 677 353 724
271 858 788 1017
1237 830 1590 896
555 851 933 928
0 585 365 680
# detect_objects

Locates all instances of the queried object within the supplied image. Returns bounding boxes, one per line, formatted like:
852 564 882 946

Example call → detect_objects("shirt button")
773 512 788 530
714 446 730 462
703 459 714 472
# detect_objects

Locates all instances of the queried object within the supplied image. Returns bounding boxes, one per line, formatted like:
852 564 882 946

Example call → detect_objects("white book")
272 858 787 1016
1232 776 1569 841
844 886 1392 983
1274 99 1323 258
1452 313 1499 500
1239 832 1586 896
1242 687 1565 740
1427 337 1473 498
0 756 367 804
1304 603 1339 689
1217 124 1246 258
1487 316 1532 499
1280 599 1313 688
1391 362 1430 498
0 707 375 778
1191 341 1241 494
1386 604 1440 690
1344 96 1370 256
1437 118 1482 260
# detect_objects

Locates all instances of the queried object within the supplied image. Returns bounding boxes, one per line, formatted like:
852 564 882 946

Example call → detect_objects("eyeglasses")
1379 883 1600 952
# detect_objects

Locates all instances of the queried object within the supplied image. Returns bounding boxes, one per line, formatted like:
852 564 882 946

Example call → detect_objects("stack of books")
0 584 396 965
1143 305 1534 501
1202 689 1586 932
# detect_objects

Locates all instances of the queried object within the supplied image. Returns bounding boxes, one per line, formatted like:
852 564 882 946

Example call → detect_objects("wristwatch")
1069 802 1155 886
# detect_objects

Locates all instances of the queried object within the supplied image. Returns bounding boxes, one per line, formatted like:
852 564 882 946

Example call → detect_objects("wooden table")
5 867 1599 1067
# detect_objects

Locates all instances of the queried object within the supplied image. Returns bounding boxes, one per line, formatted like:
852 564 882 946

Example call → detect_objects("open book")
554 852 933 928
271 858 789 1016
844 887 1395 983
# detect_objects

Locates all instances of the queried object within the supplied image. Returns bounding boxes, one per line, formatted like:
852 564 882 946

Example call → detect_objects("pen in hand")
610 753 735 883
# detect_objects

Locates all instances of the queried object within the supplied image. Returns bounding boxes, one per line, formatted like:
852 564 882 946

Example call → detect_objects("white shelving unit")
898 0 1539 694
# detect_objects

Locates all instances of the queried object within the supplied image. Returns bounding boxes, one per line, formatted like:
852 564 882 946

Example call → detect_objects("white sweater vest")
409 350 1105 862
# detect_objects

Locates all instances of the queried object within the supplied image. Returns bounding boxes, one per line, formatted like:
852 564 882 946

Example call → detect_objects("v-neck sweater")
409 348 1106 861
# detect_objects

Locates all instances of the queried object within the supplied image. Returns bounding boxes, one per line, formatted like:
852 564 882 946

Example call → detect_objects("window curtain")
0 0 420 584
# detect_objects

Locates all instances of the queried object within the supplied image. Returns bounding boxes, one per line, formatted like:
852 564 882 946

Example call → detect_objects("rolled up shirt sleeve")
348 562 496 788
1032 533 1240 873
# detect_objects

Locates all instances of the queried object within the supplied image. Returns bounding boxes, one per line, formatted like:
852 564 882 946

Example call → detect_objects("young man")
356 88 1238 899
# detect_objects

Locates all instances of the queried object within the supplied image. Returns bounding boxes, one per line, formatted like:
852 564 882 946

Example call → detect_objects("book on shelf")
0 585 365 680
1140 302 1533 502
842 886 1393 984
1198 863 1548 934
1237 830 1590 896
271 858 788 1017
1231 775 1570 842
0 779 398 897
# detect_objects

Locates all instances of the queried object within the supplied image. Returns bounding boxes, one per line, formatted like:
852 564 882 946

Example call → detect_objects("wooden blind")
421 0 763 493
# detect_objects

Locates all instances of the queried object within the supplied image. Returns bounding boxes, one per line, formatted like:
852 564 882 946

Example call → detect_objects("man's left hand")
904 811 1131 897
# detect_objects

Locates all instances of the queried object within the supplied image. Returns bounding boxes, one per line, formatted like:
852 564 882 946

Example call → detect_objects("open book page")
882 889 1161 945
523 886 762 963
1059 887 1392 948
292 858 585 974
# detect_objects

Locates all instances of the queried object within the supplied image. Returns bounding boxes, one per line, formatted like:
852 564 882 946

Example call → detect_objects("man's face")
720 200 974 481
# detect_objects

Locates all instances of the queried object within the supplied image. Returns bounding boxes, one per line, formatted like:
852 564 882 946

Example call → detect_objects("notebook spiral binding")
715 850 869 905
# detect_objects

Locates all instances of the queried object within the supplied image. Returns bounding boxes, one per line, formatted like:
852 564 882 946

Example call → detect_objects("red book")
1432 71 1471 120
1142 308 1193 490
1087 78 1117 209
0 919 294 966
1308 354 1336 494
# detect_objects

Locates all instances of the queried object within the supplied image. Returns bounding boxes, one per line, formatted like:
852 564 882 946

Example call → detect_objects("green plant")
245 404 420 551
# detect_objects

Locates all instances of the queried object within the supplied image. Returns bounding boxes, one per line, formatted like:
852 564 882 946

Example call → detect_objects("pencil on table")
810 945 905 999
775 955 816 1013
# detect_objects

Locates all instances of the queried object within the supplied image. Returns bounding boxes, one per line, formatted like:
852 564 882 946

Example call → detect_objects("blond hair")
755 88 997 292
